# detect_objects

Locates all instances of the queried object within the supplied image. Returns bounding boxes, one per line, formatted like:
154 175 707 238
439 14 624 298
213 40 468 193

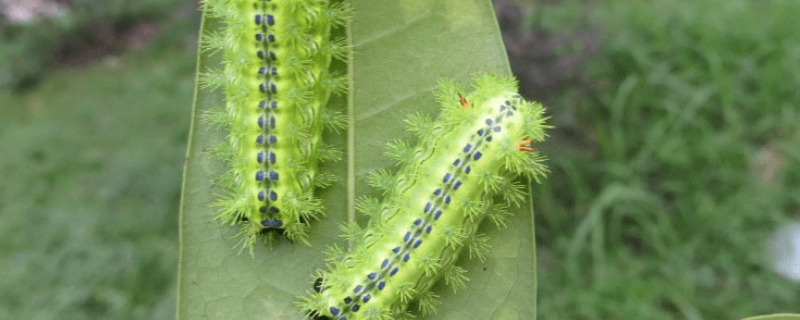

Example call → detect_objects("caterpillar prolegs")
201 0 349 250
300 74 549 319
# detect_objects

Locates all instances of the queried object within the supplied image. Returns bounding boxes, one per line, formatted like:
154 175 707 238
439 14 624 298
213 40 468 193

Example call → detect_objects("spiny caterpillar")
300 74 548 320
200 0 349 249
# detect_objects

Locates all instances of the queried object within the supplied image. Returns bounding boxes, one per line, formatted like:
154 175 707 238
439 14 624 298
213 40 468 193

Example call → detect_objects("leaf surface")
741 315 800 320
177 1 537 319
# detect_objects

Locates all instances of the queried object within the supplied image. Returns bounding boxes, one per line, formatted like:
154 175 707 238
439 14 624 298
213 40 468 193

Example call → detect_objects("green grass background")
1 0 798 319
0 2 197 318
532 0 800 319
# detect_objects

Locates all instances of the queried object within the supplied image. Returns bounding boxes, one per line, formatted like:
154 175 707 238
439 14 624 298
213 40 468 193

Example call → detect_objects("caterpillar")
200 0 349 250
299 74 549 319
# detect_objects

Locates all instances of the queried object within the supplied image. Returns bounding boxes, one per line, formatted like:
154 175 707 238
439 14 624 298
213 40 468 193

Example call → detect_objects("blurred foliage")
527 0 800 319
0 0 187 92
0 2 197 318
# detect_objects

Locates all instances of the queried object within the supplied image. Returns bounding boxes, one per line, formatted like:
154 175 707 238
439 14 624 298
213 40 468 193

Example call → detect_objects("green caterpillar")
300 74 548 319
200 0 349 250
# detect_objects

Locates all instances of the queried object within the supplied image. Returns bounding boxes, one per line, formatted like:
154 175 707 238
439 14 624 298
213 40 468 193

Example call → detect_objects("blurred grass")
528 0 800 319
0 0 190 92
0 3 197 318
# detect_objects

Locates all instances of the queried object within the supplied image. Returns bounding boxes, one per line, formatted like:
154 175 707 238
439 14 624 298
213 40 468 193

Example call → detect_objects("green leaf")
740 315 800 320
177 0 537 319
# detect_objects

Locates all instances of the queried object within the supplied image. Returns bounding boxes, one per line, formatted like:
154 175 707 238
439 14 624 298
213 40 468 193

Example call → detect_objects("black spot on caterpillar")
200 0 350 251
314 277 324 293
299 74 549 319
